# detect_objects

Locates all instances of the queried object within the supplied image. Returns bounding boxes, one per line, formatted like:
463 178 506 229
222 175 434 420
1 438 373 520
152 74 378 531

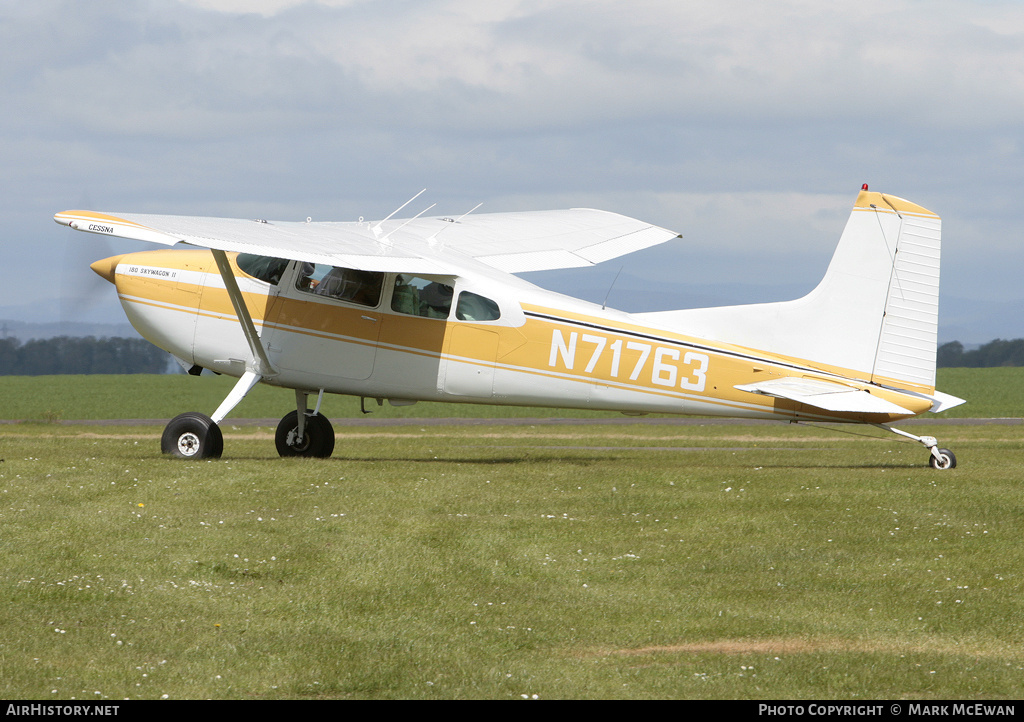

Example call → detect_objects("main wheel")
928 448 957 470
275 411 335 458
161 412 224 459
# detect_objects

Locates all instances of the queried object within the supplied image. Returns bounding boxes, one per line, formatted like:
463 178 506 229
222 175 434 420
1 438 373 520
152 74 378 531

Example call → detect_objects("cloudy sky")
3 0 1022 343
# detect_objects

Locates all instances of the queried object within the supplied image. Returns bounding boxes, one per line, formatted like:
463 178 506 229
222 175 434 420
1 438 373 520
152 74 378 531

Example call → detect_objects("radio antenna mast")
372 189 426 238
429 202 483 245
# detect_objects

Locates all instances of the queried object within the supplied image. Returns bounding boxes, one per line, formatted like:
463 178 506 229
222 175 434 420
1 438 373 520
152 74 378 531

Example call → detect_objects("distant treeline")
0 334 1020 375
0 336 170 375
938 339 1024 368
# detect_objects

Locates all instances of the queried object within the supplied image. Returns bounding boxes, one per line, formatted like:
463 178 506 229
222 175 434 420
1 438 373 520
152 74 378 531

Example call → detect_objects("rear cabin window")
237 254 289 285
295 263 384 307
391 275 454 318
455 291 500 321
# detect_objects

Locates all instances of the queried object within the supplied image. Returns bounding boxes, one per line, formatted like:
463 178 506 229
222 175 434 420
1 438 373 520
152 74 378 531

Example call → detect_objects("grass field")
0 370 1020 699
0 366 1019 422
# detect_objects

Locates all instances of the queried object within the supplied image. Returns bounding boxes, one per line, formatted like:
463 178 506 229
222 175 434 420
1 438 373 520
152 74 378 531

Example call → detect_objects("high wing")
53 208 680 275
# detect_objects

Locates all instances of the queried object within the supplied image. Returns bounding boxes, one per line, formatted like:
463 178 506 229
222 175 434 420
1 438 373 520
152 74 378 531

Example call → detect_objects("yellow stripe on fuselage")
111 249 930 422
509 304 929 420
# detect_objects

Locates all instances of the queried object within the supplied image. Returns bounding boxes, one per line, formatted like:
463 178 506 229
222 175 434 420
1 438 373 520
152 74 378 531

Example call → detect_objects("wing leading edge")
54 208 680 276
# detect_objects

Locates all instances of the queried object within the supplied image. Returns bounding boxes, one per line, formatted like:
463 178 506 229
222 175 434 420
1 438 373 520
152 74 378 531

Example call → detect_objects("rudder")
868 200 941 389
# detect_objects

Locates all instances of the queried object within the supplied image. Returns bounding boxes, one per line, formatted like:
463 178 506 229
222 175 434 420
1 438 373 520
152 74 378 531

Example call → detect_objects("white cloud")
12 0 1024 141
2 0 1023 340
177 0 364 17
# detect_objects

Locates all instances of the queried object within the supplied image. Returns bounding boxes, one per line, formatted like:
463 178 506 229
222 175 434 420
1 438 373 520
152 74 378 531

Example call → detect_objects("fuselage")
95 248 934 423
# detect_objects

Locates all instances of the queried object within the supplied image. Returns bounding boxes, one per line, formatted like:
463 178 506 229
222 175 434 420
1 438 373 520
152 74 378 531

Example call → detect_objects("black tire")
275 411 335 458
161 412 224 459
928 448 957 470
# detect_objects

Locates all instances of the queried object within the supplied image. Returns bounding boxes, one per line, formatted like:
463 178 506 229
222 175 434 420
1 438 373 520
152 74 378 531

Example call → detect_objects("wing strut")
211 249 277 378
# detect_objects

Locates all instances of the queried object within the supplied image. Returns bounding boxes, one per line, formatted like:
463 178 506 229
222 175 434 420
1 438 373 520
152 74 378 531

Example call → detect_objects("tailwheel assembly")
879 425 957 471
927 447 957 470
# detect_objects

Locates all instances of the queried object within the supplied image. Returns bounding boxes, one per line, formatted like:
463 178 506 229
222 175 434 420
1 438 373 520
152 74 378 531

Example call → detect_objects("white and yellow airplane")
54 185 964 468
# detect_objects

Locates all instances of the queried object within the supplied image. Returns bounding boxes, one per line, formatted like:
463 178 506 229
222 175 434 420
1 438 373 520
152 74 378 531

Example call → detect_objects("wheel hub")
177 432 201 456
286 428 311 451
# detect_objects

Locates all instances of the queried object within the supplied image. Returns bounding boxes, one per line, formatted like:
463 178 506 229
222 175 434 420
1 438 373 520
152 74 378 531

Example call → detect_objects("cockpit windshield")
236 253 289 285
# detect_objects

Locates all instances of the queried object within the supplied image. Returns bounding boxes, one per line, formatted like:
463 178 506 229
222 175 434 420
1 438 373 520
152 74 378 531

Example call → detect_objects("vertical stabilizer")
635 189 942 393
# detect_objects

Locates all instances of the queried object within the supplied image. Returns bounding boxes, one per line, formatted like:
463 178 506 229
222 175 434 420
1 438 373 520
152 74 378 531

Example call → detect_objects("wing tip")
53 210 179 245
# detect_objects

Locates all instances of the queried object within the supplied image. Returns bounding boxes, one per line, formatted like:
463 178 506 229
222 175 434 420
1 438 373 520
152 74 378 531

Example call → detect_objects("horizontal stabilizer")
895 388 967 413
926 390 967 412
735 377 914 415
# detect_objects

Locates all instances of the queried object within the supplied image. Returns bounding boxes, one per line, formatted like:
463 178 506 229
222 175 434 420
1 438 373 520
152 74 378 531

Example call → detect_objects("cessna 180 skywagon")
54 185 964 468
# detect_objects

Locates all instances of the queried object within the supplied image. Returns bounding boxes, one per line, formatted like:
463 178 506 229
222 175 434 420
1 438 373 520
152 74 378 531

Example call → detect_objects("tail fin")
637 188 942 393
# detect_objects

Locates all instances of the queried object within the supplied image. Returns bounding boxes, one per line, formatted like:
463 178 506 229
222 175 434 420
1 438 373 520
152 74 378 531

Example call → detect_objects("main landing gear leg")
877 424 957 470
164 250 278 460
275 389 335 458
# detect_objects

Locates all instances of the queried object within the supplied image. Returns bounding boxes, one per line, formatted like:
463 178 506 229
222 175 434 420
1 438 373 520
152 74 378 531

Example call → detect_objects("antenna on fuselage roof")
379 202 437 245
453 203 483 224
371 189 427 238
428 202 483 246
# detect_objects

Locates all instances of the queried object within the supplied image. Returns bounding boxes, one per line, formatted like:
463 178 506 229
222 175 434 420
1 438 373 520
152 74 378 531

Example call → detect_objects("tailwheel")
161 412 224 459
928 448 957 470
275 410 335 458
878 426 958 471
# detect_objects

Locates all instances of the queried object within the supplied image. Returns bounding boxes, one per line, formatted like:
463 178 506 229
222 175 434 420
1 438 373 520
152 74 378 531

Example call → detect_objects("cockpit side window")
237 253 289 285
295 263 384 307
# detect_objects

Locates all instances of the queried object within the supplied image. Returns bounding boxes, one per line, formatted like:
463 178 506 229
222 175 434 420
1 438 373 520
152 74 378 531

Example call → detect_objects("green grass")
0 420 1022 699
0 370 1020 699
931 368 1024 418
0 366 1019 422
0 373 614 423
